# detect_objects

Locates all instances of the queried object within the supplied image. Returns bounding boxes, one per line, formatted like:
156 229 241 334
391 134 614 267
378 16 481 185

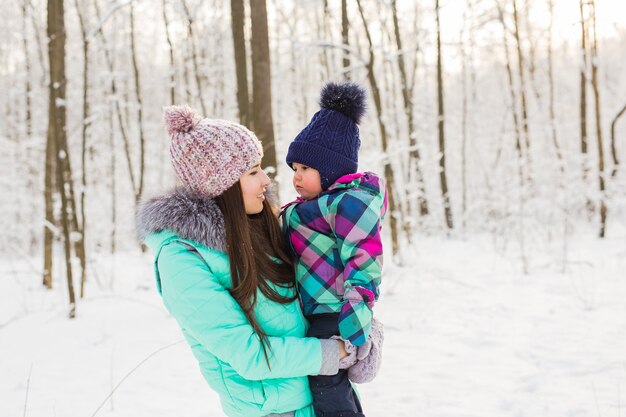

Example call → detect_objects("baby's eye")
250 170 258 175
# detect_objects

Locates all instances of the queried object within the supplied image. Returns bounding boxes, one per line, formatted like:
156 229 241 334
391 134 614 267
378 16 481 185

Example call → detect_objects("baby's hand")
348 317 384 383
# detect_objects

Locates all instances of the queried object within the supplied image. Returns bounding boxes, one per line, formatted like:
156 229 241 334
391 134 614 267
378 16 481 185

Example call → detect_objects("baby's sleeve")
329 190 385 346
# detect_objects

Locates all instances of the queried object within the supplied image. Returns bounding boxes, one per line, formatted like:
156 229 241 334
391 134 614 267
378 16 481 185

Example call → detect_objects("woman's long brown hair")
214 182 297 367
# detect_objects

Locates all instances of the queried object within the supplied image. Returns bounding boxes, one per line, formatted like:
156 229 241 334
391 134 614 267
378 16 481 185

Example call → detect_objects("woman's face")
240 164 271 214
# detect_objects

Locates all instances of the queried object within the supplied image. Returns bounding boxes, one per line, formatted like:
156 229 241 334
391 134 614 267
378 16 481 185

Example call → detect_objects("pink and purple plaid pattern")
282 172 388 346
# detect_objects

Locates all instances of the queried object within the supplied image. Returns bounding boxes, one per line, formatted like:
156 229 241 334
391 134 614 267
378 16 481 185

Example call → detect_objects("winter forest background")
1 0 626 416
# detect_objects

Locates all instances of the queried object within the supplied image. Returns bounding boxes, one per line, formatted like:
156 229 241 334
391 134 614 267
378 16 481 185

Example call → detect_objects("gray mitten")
347 317 384 384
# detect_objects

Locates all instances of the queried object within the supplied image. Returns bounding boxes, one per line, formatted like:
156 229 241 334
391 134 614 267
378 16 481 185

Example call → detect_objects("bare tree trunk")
47 0 76 317
547 0 564 171
161 0 175 188
43 110 55 289
579 0 590 183
43 0 56 289
162 0 176 105
356 0 401 254
182 42 192 104
391 0 428 221
21 0 37 254
610 102 625 178
123 76 131 127
460 8 469 230
588 0 607 237
231 0 251 127
382 2 410 242
22 0 32 138
28 1 49 88
317 0 331 81
129 1 145 202
206 0 222 116
182 0 207 115
435 0 453 229
5 92 15 145
74 0 89 297
497 3 523 162
214 1 226 116
341 0 350 78
512 0 531 170
277 6 308 123
522 0 541 103
109 105 117 256
93 0 136 207
250 0 277 180
378 1 402 165
497 1 527 270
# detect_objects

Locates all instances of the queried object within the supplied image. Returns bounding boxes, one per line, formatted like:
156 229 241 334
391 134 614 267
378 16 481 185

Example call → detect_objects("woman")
136 106 352 417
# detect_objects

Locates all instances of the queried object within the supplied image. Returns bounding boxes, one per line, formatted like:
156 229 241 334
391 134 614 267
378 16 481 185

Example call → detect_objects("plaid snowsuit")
282 172 388 346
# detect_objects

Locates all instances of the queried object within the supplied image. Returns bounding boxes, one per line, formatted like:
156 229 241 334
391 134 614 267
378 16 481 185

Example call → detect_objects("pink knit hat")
164 106 263 197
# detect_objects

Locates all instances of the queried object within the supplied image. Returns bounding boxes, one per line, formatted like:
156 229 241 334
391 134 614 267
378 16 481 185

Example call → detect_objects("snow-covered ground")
2 232 626 417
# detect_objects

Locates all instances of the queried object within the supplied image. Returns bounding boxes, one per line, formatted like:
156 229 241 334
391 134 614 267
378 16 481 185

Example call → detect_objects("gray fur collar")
136 187 226 251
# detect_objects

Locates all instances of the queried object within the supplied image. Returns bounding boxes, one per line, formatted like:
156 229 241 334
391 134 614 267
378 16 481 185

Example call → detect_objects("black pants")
307 313 365 417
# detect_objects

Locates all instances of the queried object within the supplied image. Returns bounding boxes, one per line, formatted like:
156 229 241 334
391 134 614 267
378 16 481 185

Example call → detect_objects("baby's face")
292 163 323 200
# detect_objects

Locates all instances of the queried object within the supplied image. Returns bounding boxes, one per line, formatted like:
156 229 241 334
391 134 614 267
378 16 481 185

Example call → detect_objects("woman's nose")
261 170 271 185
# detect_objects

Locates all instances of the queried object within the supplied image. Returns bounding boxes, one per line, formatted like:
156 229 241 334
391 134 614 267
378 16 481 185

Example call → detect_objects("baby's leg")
307 313 365 417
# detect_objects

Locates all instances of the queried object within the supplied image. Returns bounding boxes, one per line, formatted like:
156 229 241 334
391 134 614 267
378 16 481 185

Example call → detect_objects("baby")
282 81 387 417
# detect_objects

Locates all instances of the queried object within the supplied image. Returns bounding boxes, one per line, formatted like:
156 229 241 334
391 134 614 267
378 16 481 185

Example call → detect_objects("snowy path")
1 235 625 417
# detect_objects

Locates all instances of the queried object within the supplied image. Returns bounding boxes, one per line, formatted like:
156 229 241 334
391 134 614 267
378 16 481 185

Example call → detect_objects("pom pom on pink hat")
164 105 201 135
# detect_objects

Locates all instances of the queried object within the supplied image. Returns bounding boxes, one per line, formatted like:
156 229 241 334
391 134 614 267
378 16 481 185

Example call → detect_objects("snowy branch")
87 0 135 41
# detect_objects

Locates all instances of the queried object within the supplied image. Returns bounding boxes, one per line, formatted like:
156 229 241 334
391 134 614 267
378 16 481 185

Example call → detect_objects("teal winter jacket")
136 189 339 417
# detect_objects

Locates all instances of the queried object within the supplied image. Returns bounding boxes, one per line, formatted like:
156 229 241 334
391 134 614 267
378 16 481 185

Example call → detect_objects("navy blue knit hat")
286 81 367 190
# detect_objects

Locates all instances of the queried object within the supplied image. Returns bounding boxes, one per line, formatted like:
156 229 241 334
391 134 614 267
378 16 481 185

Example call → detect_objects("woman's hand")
334 337 357 369
337 339 348 359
